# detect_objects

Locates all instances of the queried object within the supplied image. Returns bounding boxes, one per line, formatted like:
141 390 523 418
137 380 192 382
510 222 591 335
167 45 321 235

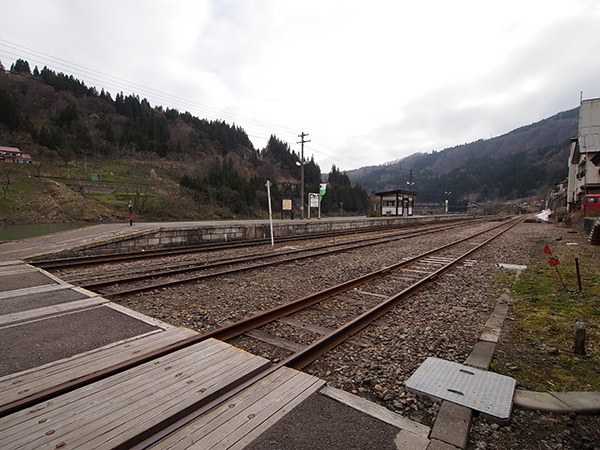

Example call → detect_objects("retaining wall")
66 215 466 256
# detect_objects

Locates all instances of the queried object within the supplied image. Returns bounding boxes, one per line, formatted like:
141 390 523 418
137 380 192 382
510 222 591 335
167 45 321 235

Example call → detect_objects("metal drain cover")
405 357 516 419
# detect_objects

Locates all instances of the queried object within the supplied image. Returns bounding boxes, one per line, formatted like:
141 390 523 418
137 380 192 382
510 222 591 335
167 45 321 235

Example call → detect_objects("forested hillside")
1 56 579 223
348 108 578 205
0 58 368 223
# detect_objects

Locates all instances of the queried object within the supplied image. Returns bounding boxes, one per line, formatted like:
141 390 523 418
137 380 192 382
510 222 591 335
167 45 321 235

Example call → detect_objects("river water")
0 223 94 242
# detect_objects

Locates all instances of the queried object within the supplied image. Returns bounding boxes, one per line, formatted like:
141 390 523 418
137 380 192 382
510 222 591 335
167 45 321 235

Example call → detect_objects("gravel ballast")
99 219 599 448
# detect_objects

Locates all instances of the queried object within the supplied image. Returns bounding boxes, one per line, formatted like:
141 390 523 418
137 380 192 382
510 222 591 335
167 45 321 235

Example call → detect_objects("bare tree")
29 160 43 180
126 182 155 215
0 163 14 198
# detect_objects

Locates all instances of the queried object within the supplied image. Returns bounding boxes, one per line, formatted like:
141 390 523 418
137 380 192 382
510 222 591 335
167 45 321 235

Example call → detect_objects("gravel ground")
100 218 600 448
469 409 600 450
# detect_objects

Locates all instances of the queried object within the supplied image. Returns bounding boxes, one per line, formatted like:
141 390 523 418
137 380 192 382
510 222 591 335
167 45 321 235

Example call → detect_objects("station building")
376 189 417 216
567 98 600 211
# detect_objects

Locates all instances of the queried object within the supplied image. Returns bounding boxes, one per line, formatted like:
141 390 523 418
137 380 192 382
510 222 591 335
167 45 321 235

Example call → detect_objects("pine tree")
11 58 31 74
0 89 19 130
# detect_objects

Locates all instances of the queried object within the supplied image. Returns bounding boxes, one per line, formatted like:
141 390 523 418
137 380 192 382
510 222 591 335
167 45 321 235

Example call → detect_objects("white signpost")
308 193 319 219
265 180 274 246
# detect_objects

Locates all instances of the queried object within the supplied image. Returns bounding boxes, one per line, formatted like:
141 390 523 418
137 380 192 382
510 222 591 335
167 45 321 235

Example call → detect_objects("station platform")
0 215 459 262
0 255 432 448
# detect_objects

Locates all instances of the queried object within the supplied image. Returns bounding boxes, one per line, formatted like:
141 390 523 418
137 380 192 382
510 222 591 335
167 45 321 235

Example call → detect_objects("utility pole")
297 132 310 219
406 169 415 190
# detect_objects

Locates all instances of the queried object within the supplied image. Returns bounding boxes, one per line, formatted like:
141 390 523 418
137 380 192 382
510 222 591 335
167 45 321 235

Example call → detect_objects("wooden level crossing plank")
155 366 325 449
0 339 226 431
0 327 194 407
0 283 69 301
0 285 94 316
0 297 107 326
0 266 38 276
0 270 63 293
0 261 23 267
65 351 266 449
155 367 298 450
0 339 269 449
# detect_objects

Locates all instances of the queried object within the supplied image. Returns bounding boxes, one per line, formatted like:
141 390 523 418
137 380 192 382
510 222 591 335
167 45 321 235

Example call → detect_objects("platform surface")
0 261 197 407
0 215 433 262
0 339 270 449
0 239 435 449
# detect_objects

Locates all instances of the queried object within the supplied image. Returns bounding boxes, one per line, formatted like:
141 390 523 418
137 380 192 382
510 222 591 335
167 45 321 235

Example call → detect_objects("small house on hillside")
567 98 600 211
376 189 417 216
0 146 33 164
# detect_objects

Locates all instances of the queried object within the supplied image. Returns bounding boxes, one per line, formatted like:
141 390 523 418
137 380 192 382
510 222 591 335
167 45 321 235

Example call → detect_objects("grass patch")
498 238 600 391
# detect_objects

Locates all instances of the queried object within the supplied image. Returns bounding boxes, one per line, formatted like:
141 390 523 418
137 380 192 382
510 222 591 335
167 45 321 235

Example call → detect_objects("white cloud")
1 0 599 172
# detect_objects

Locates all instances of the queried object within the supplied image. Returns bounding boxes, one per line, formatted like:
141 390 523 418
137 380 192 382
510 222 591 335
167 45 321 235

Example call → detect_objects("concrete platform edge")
320 385 431 438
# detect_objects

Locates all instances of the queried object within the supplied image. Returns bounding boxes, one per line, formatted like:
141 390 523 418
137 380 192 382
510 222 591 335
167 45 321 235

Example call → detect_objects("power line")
0 39 298 137
0 38 367 172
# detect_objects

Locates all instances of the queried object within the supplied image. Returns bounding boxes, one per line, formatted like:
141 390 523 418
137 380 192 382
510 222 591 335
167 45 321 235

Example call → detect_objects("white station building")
376 189 417 216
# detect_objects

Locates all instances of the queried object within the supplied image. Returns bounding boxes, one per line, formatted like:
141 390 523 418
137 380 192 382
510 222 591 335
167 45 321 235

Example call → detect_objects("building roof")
375 189 417 196
0 146 21 153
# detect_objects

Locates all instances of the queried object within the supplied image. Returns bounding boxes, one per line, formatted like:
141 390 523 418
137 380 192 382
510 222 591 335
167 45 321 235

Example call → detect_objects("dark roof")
375 189 417 196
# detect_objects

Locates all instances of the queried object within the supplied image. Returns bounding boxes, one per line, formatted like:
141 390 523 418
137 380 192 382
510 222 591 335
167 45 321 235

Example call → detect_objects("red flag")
548 257 560 267
543 245 552 256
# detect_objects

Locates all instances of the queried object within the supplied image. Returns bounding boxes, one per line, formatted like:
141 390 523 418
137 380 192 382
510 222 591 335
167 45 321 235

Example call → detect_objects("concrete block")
551 392 600 414
429 401 472 449
427 439 461 450
395 429 430 450
484 315 504 330
464 341 496 370
479 328 501 343
513 390 569 412
495 302 509 314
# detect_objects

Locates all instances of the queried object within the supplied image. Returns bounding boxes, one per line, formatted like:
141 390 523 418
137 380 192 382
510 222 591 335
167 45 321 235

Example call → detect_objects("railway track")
29 218 480 270
0 216 522 449
54 218 492 297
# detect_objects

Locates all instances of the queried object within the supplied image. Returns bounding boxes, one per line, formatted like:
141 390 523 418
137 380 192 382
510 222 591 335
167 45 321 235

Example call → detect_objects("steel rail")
125 216 524 450
0 217 516 419
78 219 481 292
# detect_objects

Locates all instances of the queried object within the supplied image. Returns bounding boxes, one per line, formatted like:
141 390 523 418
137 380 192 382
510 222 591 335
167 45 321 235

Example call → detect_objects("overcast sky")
1 0 599 171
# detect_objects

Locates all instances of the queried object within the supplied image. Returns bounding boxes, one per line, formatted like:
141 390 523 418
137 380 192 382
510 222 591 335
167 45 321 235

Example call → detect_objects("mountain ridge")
347 107 578 204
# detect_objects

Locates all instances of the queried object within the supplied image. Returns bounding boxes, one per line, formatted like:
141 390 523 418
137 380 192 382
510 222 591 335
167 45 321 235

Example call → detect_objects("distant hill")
0 57 580 223
347 108 578 204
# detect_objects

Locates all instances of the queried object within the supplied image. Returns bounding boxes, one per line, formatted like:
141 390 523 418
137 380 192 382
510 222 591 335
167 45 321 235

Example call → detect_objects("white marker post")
265 180 274 246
